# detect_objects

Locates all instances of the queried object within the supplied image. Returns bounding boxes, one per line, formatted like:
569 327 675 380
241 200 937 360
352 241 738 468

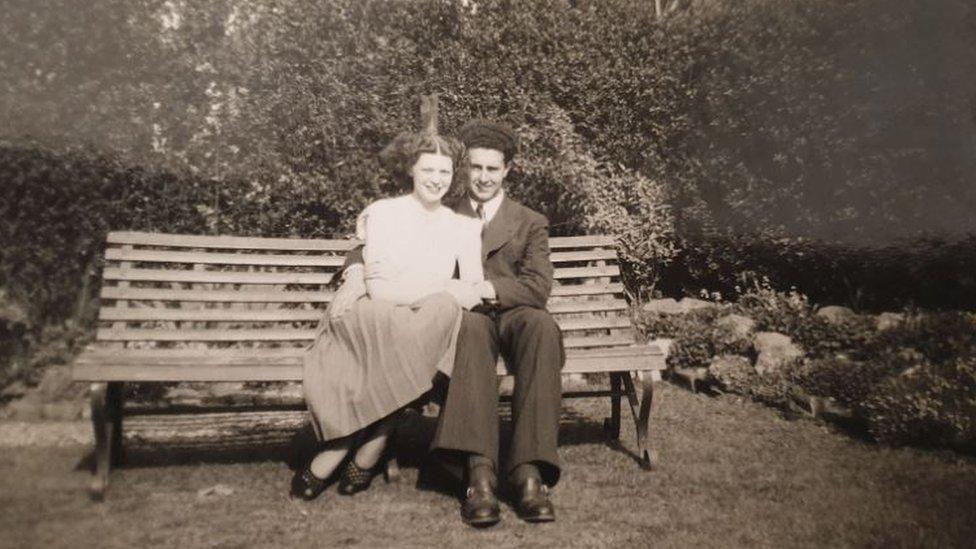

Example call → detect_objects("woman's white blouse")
358 195 484 304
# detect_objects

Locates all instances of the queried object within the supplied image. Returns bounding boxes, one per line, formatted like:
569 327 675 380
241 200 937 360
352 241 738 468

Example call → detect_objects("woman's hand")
444 279 483 310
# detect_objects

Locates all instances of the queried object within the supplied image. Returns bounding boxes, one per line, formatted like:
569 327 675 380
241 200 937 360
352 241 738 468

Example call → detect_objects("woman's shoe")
290 465 335 501
336 459 378 495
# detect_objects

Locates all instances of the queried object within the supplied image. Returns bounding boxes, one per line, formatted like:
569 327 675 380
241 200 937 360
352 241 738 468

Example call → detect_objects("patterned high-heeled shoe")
291 461 344 501
337 428 398 495
336 458 379 495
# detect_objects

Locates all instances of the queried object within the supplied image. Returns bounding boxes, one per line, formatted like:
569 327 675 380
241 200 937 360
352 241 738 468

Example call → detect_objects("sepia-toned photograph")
1 0 974 547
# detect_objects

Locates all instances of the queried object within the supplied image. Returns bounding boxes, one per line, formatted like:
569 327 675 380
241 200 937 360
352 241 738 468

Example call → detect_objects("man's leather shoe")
514 477 555 523
461 478 501 527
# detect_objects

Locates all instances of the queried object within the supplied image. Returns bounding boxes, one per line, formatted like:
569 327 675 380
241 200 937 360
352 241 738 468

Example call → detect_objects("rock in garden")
677 298 714 313
814 305 857 324
876 312 905 331
0 288 29 328
753 332 803 375
641 298 715 315
37 366 87 402
642 298 681 315
41 400 84 421
6 394 43 420
715 314 756 340
1 380 28 399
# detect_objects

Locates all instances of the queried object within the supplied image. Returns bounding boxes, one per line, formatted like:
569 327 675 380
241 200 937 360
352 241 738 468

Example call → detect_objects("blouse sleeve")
456 215 484 283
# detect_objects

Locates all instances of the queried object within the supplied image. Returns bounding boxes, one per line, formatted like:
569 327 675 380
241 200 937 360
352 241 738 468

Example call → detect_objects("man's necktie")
475 203 485 221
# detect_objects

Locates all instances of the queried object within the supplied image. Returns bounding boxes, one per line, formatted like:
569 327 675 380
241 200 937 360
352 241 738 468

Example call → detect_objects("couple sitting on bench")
294 118 564 527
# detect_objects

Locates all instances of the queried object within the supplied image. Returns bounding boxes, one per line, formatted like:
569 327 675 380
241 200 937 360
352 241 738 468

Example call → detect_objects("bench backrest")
96 231 635 353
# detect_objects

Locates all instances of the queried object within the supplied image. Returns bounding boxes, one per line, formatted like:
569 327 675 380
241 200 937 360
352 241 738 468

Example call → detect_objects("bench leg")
622 373 657 471
603 373 622 440
89 382 123 501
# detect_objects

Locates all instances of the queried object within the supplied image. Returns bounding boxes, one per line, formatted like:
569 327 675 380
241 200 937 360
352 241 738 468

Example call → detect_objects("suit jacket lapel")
481 196 517 260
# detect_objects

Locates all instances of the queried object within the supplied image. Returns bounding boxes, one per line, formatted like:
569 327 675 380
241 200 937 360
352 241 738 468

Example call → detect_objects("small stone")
753 332 803 375
7 395 43 420
41 400 84 421
876 312 905 331
814 305 857 324
0 289 29 327
715 314 756 340
197 484 235 499
37 366 87 402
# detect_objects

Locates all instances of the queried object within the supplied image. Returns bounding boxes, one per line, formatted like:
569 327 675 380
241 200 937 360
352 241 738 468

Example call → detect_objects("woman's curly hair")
378 132 466 192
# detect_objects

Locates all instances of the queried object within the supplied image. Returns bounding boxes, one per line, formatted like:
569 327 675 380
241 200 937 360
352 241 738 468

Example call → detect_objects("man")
333 120 564 526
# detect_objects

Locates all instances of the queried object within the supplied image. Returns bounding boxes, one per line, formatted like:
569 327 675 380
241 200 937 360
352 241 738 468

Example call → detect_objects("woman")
293 130 483 500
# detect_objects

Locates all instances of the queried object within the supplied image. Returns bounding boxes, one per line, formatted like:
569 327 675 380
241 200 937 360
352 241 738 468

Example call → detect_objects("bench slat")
553 265 620 280
99 308 325 322
102 268 334 286
99 287 624 310
549 249 618 263
557 316 634 331
105 248 346 267
546 299 628 314
550 282 623 297
101 287 335 303
96 328 317 341
94 328 637 348
548 235 616 248
73 343 664 382
107 246 617 268
105 266 609 285
109 232 616 251
107 231 358 251
99 307 629 325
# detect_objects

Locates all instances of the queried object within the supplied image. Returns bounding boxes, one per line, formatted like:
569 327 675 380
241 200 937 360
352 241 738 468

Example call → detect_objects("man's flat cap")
458 119 519 162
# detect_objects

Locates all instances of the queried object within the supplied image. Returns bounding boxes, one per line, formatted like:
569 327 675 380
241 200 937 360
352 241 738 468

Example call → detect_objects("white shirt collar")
470 190 505 223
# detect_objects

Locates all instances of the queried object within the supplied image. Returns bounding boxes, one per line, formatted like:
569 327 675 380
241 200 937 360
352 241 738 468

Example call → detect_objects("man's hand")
328 266 367 319
445 279 483 310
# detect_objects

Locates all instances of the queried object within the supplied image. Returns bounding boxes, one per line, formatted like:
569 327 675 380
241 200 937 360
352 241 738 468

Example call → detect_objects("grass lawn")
1 382 974 549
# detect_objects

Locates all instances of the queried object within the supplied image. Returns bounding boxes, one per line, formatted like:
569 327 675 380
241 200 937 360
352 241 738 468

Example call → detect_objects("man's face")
466 147 510 203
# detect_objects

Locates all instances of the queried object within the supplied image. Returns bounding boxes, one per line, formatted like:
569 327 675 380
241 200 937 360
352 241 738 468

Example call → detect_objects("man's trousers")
431 306 565 485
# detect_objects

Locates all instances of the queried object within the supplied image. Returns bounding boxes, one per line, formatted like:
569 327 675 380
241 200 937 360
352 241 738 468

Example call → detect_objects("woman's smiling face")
411 152 454 206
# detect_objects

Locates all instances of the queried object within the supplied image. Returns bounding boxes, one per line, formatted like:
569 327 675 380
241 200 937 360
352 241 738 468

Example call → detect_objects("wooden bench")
73 231 666 499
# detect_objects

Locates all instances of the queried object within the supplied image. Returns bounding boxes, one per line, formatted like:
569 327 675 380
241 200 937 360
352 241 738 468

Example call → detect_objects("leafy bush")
863 357 976 451
793 351 919 408
869 312 976 365
734 276 811 335
792 315 878 361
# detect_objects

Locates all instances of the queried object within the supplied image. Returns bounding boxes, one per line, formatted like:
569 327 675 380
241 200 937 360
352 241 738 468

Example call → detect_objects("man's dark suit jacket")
450 195 553 310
